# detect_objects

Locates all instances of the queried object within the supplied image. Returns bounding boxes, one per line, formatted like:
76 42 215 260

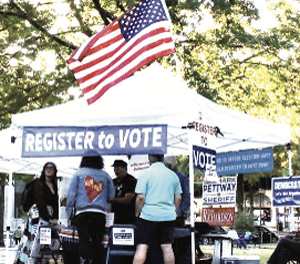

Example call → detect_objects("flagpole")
160 0 181 77
160 0 172 22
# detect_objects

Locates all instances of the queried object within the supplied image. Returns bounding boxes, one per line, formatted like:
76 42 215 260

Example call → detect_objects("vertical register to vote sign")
191 121 218 182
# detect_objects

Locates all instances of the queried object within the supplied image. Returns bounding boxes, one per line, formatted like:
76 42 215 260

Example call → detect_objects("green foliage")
235 211 255 233
0 0 300 178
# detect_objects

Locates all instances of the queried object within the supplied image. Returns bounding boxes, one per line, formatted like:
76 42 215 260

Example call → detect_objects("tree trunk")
0 176 6 246
237 174 244 213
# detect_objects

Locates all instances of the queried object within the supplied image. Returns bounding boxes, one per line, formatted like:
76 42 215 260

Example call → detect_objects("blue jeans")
234 238 247 249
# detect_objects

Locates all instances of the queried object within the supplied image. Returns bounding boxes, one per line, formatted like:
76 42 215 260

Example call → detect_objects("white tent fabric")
3 63 291 264
0 127 78 177
10 63 290 155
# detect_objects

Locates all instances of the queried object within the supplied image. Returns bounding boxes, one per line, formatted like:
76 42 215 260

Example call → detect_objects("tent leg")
188 128 196 264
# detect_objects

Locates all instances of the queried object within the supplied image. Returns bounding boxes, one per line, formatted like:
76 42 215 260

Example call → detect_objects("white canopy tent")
3 63 291 263
10 63 290 155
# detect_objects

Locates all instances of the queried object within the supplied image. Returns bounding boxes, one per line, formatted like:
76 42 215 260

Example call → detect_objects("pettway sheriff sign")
203 176 237 206
22 125 167 157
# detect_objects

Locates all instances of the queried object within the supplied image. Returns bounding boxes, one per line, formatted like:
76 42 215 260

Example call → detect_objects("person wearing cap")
133 154 182 264
164 156 190 227
110 159 137 224
66 151 115 264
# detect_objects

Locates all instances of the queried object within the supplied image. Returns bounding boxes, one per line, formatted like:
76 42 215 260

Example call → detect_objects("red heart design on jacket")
84 176 103 202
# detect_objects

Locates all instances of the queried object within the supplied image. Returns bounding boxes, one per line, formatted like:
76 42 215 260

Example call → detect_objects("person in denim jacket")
66 151 115 264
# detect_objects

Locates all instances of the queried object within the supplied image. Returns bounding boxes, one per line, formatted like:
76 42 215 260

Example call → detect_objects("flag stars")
119 0 168 41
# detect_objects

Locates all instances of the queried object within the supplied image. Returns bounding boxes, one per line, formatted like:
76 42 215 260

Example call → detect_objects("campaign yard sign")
22 125 167 157
203 176 237 206
272 176 300 207
202 207 235 227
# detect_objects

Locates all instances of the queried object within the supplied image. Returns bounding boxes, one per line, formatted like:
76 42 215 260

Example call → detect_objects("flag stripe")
72 24 171 90
77 27 172 86
78 33 174 92
77 21 120 62
84 42 175 100
87 48 175 104
70 21 169 74
68 24 122 68
72 38 126 75
82 36 175 94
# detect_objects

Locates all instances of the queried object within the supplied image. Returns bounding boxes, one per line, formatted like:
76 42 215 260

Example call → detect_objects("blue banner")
216 148 274 175
22 125 167 157
272 176 300 207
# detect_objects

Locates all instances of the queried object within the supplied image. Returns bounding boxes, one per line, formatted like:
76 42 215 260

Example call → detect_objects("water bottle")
102 231 109 248
27 257 34 264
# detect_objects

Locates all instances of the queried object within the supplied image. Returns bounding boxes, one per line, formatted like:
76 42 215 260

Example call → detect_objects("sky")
252 0 278 30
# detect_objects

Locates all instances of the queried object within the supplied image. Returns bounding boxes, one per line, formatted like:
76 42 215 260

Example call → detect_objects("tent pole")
287 143 294 231
288 143 292 177
188 127 196 264
6 165 13 247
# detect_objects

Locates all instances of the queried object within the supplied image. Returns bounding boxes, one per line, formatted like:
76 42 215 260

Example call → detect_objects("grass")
201 243 277 264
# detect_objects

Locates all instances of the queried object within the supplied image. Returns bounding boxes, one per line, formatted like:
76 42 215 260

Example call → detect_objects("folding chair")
105 224 136 264
60 226 80 264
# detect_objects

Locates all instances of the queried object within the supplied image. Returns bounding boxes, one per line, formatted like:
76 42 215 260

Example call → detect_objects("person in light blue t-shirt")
133 154 182 264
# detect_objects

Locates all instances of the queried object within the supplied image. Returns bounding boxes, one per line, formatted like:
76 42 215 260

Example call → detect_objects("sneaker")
79 257 92 264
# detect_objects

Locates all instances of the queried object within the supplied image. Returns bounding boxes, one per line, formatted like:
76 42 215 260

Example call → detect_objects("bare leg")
133 244 149 264
161 244 175 264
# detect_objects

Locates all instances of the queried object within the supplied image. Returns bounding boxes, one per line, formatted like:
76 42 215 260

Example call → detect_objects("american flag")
67 0 176 105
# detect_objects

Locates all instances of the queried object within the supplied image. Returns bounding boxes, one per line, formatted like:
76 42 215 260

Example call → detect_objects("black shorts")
135 218 175 245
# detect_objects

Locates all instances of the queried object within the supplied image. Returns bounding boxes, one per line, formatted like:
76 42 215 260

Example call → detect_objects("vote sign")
22 125 167 157
191 121 218 180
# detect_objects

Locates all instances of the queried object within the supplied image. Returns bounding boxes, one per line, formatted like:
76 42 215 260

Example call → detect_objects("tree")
2 0 300 211
0 0 259 128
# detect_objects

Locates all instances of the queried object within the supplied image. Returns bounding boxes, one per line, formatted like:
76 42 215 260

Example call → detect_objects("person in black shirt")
111 160 137 224
31 162 59 264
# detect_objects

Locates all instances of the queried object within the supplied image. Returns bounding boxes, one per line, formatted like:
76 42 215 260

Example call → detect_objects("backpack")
21 178 39 212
